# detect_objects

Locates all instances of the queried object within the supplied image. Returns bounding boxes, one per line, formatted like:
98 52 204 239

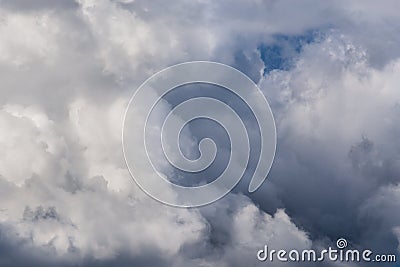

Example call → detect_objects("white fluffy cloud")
1 0 400 266
258 28 400 261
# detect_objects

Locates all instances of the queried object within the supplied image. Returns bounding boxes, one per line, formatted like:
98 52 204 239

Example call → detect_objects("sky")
0 0 400 266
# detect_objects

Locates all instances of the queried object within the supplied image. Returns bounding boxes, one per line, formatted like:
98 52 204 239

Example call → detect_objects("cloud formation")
0 0 400 266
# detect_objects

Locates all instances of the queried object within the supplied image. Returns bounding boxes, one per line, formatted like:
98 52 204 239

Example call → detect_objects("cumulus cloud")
257 30 400 260
0 0 400 266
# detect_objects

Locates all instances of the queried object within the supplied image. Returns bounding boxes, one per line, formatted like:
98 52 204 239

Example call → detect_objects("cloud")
258 30 400 259
0 87 309 266
0 0 400 266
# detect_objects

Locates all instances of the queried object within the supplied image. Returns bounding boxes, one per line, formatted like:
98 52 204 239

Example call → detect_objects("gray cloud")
0 0 400 266
257 31 400 263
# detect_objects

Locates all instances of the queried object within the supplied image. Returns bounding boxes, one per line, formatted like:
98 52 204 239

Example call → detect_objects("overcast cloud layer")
0 0 400 266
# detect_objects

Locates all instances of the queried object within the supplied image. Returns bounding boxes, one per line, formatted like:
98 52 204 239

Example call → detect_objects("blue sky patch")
259 30 318 75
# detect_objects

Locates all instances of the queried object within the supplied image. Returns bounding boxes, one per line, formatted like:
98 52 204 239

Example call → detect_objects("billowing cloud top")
0 0 400 266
